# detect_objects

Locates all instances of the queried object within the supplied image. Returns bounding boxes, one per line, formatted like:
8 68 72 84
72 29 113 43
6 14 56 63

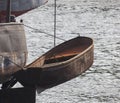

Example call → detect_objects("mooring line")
54 0 57 47
24 24 66 42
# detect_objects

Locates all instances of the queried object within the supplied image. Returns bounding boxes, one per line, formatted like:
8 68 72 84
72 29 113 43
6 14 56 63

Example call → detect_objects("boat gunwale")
42 43 94 68
27 37 94 69
0 22 23 26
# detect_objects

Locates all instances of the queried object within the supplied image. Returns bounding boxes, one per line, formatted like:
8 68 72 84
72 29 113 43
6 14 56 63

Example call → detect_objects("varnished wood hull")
15 37 94 89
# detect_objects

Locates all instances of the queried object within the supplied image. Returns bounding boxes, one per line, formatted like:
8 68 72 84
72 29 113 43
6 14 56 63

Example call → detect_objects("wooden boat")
14 36 94 89
0 0 48 22
0 0 94 91
0 0 94 102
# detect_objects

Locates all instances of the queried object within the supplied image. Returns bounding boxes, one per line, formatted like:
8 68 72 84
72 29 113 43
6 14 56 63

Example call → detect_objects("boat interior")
44 45 89 64
43 37 92 64
27 37 93 67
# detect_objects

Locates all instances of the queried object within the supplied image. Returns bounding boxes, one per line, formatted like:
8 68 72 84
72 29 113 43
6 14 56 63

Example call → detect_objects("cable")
54 0 57 47
24 24 66 42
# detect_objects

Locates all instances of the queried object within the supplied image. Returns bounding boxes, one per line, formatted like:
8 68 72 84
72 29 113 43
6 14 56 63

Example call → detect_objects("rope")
24 24 66 42
54 0 57 47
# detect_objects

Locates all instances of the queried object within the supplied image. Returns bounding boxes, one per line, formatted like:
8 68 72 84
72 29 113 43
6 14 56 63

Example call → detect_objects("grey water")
16 0 120 102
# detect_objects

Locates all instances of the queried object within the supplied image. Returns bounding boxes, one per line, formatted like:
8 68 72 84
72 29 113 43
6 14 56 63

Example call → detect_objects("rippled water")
17 0 120 102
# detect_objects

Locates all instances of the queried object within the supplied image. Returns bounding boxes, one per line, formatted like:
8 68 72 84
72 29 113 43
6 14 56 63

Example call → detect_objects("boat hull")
0 0 48 22
15 37 94 89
